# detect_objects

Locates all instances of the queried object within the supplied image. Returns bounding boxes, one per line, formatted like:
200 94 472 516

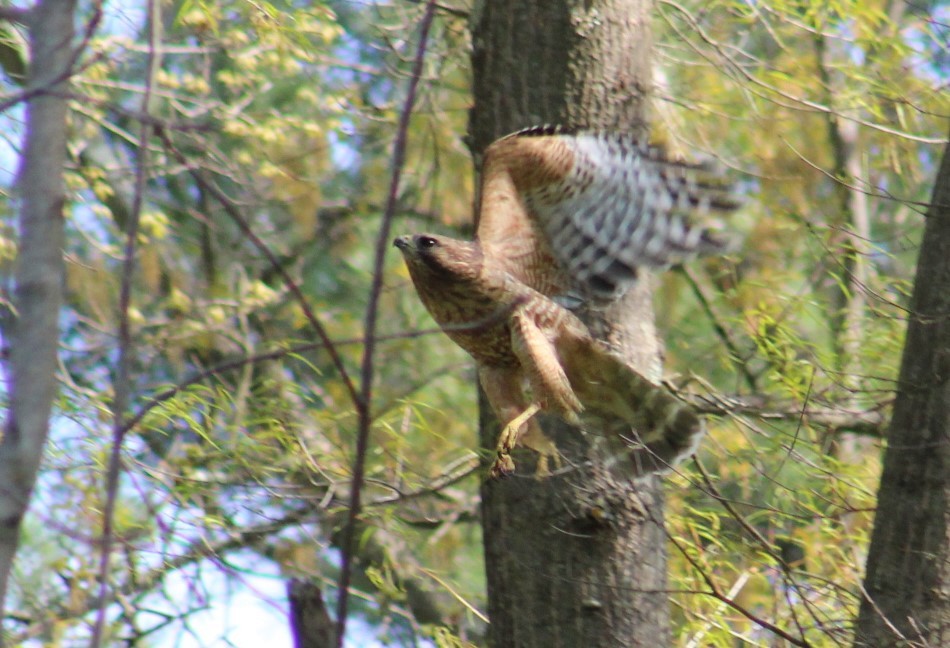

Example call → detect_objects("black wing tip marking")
511 124 585 138
510 124 649 141
509 124 640 141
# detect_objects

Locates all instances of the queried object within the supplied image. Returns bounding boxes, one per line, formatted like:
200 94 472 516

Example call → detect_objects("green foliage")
657 0 944 642
1 0 946 644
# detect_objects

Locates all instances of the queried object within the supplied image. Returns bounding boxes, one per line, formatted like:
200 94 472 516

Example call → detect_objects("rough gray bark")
469 1 670 646
853 130 950 646
0 1 74 632
288 580 336 648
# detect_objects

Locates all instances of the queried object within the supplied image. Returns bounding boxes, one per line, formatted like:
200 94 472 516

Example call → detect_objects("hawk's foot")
489 403 542 479
496 403 542 456
489 452 516 478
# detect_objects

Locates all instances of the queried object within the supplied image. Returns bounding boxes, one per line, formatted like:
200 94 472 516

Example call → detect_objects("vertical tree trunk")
853 130 950 646
0 1 74 631
469 1 669 646
815 32 873 462
288 580 336 648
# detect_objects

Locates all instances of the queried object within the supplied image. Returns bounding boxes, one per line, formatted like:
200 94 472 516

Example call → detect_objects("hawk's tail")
564 343 704 479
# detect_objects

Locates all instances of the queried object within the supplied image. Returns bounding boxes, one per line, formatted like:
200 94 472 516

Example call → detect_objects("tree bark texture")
853 130 950 646
469 1 669 646
0 0 73 628
288 579 336 648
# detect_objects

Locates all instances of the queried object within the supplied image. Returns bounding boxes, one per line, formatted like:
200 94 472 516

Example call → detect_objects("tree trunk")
469 1 670 646
853 129 950 646
0 1 73 634
288 580 336 648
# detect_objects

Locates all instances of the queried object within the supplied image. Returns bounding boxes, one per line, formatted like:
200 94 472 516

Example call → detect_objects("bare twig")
156 134 362 412
91 0 159 644
782 136 932 214
335 2 438 644
120 297 522 444
12 451 481 643
657 0 945 144
662 512 812 647
404 0 468 19
676 380 889 437
678 266 758 391
0 6 30 24
693 459 826 639
12 507 312 644
0 1 103 111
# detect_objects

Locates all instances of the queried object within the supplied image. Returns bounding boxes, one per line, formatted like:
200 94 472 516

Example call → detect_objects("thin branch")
335 2 438 644
156 132 361 409
663 516 812 647
11 451 481 643
120 300 521 443
11 508 312 644
92 0 158 644
694 460 821 638
404 0 468 19
782 136 932 214
678 266 758 391
657 0 946 144
0 2 103 110
673 377 889 436
0 6 30 24
419 568 488 624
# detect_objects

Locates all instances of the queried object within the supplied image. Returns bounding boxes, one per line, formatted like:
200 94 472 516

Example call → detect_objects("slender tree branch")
672 378 889 436
661 511 812 647
0 6 30 24
695 396 887 436
156 132 361 409
119 296 522 444
0 2 103 112
782 136 932 214
10 452 481 643
404 0 468 19
10 507 312 643
657 0 944 144
693 460 833 641
92 2 159 641
335 3 438 643
678 266 758 391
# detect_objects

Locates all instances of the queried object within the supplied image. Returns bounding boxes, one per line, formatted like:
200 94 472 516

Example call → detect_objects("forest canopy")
0 0 947 645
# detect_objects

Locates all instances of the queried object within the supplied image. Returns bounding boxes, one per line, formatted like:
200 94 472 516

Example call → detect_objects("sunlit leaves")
6 0 946 643
653 5 940 631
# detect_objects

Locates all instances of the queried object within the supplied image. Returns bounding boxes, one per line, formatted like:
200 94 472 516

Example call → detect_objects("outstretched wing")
476 125 741 301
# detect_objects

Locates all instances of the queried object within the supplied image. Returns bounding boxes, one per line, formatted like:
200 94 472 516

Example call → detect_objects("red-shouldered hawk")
394 125 740 478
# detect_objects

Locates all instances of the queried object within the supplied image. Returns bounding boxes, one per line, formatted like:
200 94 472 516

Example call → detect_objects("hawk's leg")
478 366 558 477
498 402 541 467
510 311 583 423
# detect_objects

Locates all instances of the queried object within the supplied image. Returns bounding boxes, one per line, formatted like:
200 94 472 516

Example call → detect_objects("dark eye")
418 236 438 249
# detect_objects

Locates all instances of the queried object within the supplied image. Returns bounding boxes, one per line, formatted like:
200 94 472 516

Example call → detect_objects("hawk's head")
393 234 482 282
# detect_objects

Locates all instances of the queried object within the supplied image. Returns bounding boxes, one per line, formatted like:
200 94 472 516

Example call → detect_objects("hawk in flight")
395 125 739 478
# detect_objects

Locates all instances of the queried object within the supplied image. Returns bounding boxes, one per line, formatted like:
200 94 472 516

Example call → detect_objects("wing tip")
510 124 583 139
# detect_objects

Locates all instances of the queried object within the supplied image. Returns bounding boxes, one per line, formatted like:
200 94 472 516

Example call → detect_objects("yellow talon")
491 403 543 478
490 453 516 478
498 403 542 453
